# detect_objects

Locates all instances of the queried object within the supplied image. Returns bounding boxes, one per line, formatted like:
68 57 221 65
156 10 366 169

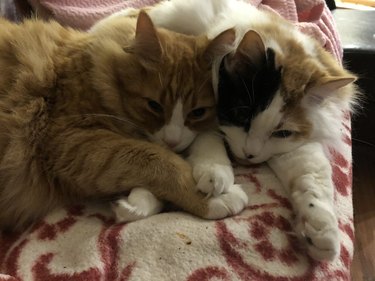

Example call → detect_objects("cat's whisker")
211 130 226 139
158 72 163 87
352 138 375 148
58 114 146 133
250 71 258 105
227 106 251 111
196 75 211 95
240 76 253 104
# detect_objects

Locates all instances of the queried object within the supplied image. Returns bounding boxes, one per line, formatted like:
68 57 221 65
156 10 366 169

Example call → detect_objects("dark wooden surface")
351 144 375 281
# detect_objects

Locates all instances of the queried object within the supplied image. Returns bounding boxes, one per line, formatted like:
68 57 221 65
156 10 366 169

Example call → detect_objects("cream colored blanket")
0 122 353 280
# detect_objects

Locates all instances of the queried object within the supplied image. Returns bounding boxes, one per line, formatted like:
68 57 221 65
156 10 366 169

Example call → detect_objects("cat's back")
0 18 84 98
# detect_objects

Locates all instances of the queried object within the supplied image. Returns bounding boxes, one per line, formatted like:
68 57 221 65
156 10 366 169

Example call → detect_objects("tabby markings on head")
217 30 355 164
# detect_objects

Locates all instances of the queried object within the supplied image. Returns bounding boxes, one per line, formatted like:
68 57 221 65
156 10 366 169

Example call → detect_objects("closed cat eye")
147 100 163 113
189 108 206 119
271 130 293 138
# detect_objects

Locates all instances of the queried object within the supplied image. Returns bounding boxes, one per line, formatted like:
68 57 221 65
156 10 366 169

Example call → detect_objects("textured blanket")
27 0 342 62
0 124 354 280
1 0 354 280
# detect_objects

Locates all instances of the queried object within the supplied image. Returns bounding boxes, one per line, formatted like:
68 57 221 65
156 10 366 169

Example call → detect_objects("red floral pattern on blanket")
0 120 353 281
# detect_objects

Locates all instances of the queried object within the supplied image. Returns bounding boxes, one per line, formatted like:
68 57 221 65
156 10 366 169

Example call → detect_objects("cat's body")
0 13 248 231
102 0 359 261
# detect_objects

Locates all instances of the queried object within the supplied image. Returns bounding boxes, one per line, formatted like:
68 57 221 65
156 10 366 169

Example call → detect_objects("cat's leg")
48 129 247 220
268 142 340 261
187 131 234 197
112 188 163 223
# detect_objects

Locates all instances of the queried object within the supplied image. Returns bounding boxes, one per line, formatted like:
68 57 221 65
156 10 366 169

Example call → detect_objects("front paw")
193 163 234 197
296 202 340 261
204 184 248 219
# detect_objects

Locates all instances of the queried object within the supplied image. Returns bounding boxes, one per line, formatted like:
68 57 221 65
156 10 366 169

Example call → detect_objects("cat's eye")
189 108 207 119
147 100 163 113
271 130 293 138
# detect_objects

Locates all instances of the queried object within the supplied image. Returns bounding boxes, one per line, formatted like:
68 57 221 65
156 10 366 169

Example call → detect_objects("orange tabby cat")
0 12 248 231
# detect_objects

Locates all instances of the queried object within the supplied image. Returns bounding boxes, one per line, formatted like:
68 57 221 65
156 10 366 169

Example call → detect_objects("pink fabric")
27 0 343 62
254 0 343 62
28 0 161 30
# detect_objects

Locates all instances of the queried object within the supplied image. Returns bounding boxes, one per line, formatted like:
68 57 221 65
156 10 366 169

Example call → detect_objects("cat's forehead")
158 30 208 60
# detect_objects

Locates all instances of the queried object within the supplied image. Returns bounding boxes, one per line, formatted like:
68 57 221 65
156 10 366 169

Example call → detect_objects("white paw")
193 164 234 197
111 188 163 223
296 201 340 261
205 184 248 219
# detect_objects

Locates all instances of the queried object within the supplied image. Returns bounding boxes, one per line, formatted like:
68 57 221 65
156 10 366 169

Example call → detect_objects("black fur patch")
217 48 282 131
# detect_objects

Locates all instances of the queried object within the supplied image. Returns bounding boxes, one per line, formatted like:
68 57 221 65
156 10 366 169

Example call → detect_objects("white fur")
154 99 196 152
268 143 340 260
113 183 248 223
133 0 354 261
97 1 355 260
222 93 305 163
205 184 248 219
188 132 234 196
112 188 163 223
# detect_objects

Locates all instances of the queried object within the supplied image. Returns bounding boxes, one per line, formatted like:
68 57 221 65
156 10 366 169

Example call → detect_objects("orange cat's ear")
203 28 235 65
306 76 356 104
127 11 162 63
225 30 266 72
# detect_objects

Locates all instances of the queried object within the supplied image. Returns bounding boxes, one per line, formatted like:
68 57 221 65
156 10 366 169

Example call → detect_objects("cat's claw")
205 184 248 219
193 163 234 197
111 188 163 223
296 201 340 261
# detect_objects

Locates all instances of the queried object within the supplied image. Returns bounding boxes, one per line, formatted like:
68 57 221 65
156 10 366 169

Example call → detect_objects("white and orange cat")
98 0 359 261
0 12 249 231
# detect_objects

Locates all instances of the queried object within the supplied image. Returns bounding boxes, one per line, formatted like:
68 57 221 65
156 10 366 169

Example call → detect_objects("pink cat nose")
164 139 179 148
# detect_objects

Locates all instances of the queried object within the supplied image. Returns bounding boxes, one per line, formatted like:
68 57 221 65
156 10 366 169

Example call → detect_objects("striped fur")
0 13 241 231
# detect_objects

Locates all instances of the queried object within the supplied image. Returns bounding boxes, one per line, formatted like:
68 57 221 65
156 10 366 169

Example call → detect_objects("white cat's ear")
305 76 356 104
225 30 266 72
203 28 236 65
130 11 162 62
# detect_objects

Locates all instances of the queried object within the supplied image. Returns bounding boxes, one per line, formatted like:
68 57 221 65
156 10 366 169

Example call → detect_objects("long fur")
0 14 245 231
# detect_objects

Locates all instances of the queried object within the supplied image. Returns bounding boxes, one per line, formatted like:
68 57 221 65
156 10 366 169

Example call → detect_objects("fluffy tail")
149 0 230 35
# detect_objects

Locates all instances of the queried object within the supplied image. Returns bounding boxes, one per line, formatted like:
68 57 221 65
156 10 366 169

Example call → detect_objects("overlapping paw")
296 202 340 261
205 184 248 219
111 188 163 223
193 163 234 197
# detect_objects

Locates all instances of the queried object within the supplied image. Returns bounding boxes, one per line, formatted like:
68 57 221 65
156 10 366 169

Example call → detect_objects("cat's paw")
204 184 248 219
296 202 340 261
193 163 234 197
111 188 163 223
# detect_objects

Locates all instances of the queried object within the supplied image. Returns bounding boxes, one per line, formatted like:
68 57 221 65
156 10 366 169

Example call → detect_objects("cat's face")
217 31 355 164
120 58 218 152
106 12 235 152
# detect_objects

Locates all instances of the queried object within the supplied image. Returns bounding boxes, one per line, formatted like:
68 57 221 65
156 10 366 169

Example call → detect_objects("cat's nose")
164 140 179 149
243 148 254 160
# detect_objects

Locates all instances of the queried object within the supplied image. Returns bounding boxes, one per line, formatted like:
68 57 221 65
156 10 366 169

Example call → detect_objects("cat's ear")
305 76 356 104
126 11 162 63
203 28 236 65
225 30 266 72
